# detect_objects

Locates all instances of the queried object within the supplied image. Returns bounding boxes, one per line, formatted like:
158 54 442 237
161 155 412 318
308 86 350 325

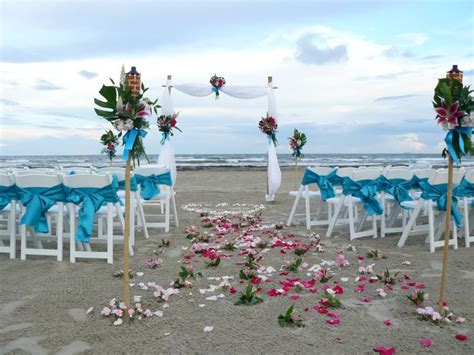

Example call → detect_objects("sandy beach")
0 168 472 354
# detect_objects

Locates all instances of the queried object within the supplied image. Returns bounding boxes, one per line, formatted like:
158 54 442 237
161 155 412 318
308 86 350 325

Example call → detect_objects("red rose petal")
290 295 300 301
326 318 341 326
383 320 392 327
455 334 468 341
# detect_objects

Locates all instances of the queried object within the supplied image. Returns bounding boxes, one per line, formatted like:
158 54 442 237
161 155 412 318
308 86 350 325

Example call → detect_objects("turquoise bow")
342 178 383 215
117 176 138 192
122 128 147 161
376 176 413 206
64 179 120 243
454 177 474 198
445 127 472 164
301 169 339 201
0 185 19 211
161 131 170 145
135 172 173 200
419 181 461 227
18 184 66 233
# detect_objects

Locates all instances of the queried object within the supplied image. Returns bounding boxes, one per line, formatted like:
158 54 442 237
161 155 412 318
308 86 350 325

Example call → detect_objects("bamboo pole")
123 157 131 315
438 155 454 314
294 158 298 191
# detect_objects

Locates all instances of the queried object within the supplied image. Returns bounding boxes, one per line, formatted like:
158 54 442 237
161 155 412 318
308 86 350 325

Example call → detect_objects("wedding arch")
157 75 282 201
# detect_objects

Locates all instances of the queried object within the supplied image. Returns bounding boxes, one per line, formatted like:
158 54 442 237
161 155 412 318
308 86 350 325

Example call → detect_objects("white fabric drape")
171 80 282 201
265 83 281 202
157 80 177 185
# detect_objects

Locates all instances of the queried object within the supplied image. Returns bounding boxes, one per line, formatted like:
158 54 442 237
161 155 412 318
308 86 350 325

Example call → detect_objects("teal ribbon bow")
376 176 414 206
212 86 220 96
122 128 147 161
454 177 474 198
161 131 170 145
117 176 138 192
0 185 20 211
18 184 66 233
419 181 461 227
445 127 472 164
135 172 173 200
342 178 383 215
64 178 120 243
301 169 340 201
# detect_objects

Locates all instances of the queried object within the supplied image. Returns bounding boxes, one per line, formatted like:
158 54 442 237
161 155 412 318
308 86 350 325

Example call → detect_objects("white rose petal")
340 277 349 282
198 304 206 308
203 326 214 332
86 307 94 315
136 272 144 277
206 296 218 301
154 311 163 317
113 318 123 326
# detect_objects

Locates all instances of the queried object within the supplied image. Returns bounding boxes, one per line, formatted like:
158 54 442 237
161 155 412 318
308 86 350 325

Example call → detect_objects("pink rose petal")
419 339 432 348
383 319 392 327
290 295 300 301
326 318 341 326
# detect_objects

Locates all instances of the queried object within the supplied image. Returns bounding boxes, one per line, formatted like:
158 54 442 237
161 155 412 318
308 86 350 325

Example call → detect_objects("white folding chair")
15 173 64 261
287 166 338 229
398 169 463 252
62 173 130 264
380 168 414 237
0 173 17 259
134 165 178 233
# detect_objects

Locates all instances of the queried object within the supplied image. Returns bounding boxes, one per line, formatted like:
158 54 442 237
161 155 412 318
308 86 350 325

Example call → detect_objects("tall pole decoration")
436 65 472 314
266 76 272 197
95 66 160 320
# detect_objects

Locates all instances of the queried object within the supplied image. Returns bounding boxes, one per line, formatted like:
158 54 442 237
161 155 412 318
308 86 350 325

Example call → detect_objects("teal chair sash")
342 178 383 215
454 178 474 198
117 175 138 192
301 168 339 201
135 172 173 200
377 176 413 206
18 184 66 233
419 181 461 227
0 185 19 211
64 178 120 243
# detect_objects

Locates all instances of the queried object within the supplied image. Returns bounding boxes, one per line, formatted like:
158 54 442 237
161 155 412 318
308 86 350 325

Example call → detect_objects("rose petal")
203 326 214 332
383 319 392 327
419 339 432 348
455 334 468 341
290 295 300 301
326 318 341 326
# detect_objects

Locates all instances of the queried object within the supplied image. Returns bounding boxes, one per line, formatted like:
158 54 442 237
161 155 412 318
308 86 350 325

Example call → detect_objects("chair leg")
136 192 149 239
348 196 356 240
287 185 303 226
372 213 378 239
381 193 386 238
69 205 76 263
165 198 170 233
115 202 125 232
428 201 435 253
304 186 311 230
398 199 423 247
20 223 27 261
9 201 16 259
326 197 344 238
57 203 63 262
107 203 113 264
464 199 470 248
172 191 179 227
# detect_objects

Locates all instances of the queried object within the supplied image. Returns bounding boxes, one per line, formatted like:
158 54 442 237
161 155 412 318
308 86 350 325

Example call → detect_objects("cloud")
383 47 415 58
374 94 417 102
295 33 348 65
463 69 474 76
420 55 443 61
396 33 428 45
0 98 19 106
78 70 98 79
393 133 426 151
32 79 64 90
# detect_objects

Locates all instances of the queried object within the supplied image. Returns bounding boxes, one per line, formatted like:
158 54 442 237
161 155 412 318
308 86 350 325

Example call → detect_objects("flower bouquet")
259 115 278 146
94 67 161 166
210 74 226 99
157 112 182 144
288 129 307 159
433 73 473 163
100 130 119 165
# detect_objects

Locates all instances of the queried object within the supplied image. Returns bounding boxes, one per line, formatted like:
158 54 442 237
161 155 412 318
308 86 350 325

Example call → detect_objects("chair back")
335 167 354 178
97 167 125 174
14 168 55 175
59 166 95 175
0 173 14 186
431 170 464 185
134 165 170 177
383 168 414 180
464 169 474 184
351 168 381 182
97 168 127 182
15 173 62 188
62 173 113 188
414 169 437 183
308 166 335 176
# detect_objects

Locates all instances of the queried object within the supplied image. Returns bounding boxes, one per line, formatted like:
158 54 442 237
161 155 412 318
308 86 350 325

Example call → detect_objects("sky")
0 0 473 156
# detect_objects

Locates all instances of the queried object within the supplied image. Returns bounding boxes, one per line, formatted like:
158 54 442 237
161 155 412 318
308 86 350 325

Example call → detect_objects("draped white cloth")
169 80 281 201
157 81 177 185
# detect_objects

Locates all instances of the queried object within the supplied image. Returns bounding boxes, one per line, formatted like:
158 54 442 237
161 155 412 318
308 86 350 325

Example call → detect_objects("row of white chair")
287 166 474 252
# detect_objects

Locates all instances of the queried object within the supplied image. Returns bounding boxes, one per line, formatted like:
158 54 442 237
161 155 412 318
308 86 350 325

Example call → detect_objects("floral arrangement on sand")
94 66 160 165
259 115 278 146
210 74 226 99
288 129 307 159
433 67 474 163
157 112 181 144
100 130 119 164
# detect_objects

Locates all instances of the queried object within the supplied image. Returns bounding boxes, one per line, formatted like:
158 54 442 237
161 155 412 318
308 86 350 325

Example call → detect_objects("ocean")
1 153 473 169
